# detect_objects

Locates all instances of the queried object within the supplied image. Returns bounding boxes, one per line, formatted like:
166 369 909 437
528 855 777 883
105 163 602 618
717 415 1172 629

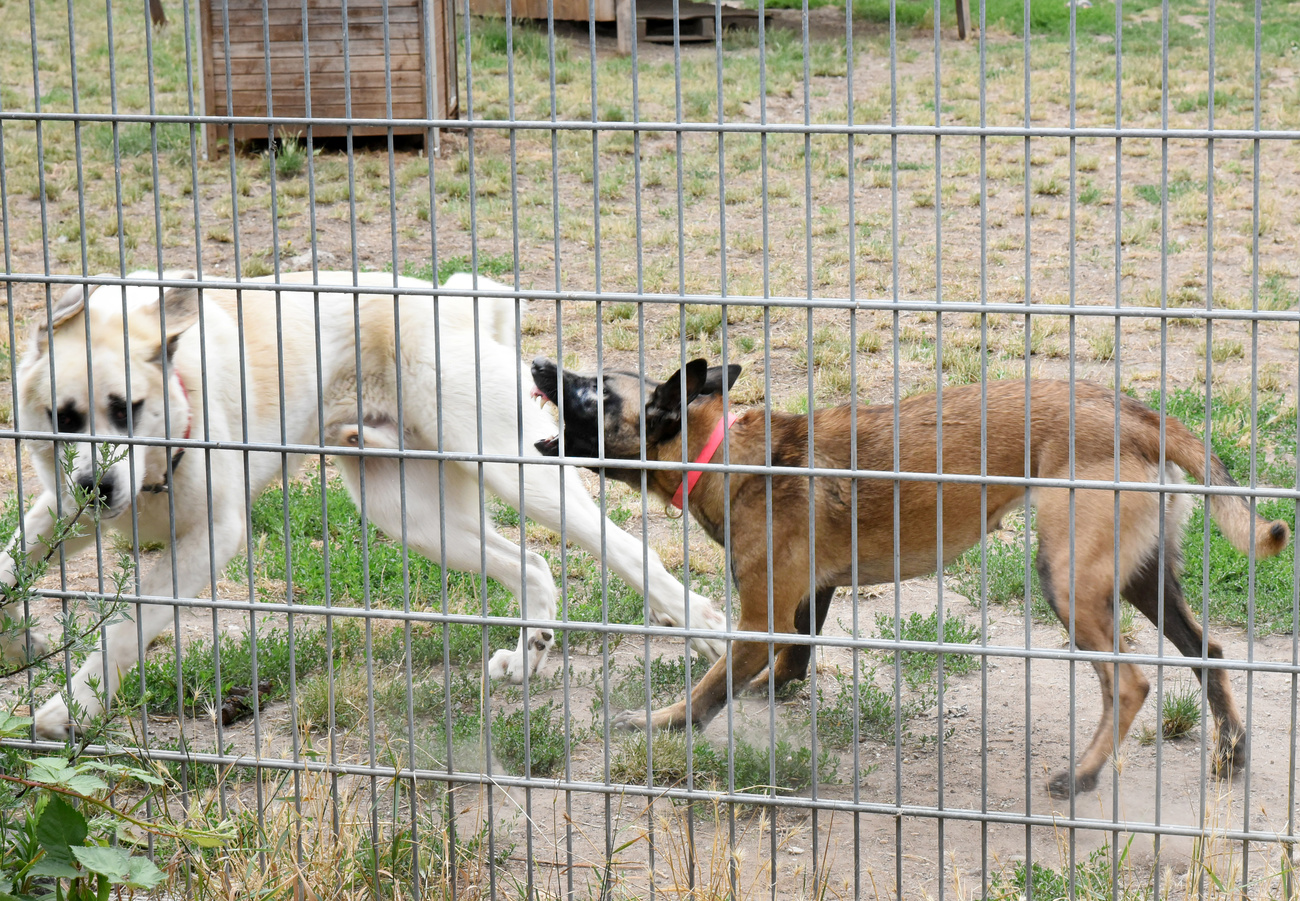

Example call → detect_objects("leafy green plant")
0 735 169 899
873 610 981 688
1160 681 1202 741
491 699 567 777
0 446 230 900
816 666 932 747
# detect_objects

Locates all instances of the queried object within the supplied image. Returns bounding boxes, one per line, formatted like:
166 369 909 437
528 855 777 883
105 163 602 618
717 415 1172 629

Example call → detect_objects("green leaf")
70 846 131 882
35 796 88 863
81 761 164 786
62 773 108 796
28 858 83 879
0 711 32 737
182 825 234 849
124 856 166 890
26 757 75 785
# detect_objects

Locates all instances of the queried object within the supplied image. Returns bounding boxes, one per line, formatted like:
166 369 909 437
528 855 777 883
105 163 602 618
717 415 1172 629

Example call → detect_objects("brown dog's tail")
1162 419 1290 559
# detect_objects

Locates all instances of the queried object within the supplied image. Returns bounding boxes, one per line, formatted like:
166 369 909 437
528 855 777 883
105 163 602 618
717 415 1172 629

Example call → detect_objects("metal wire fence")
0 0 1298 897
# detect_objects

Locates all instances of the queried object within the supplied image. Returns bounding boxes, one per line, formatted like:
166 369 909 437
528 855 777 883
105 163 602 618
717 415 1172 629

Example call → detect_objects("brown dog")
530 357 1289 798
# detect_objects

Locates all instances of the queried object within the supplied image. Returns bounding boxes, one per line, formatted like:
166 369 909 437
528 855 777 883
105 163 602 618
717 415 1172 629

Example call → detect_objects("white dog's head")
17 271 201 520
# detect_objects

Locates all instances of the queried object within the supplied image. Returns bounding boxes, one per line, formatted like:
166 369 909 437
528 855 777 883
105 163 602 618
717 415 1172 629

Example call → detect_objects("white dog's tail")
439 272 526 348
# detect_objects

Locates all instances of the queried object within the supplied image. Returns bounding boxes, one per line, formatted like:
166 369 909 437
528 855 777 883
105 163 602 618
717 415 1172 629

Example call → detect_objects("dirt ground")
2 6 1299 899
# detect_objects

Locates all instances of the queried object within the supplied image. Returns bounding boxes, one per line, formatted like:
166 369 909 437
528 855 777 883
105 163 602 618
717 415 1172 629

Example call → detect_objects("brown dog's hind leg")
1038 528 1150 800
1121 545 1246 776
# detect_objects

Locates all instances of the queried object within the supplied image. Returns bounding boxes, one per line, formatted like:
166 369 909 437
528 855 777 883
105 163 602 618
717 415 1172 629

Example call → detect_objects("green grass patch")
119 624 330 718
239 472 518 613
1135 179 1202 206
874 610 980 688
816 665 934 746
397 252 517 286
946 526 1054 623
989 839 1141 901
610 728 837 795
602 655 693 715
490 699 568 777
1159 681 1201 740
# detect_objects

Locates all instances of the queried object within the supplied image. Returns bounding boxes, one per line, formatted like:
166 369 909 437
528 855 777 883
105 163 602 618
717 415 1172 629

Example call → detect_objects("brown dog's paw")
612 709 651 732
1213 730 1248 778
1047 768 1098 800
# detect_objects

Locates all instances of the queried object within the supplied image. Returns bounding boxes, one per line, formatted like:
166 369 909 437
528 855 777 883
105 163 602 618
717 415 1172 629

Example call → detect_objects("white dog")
0 271 726 739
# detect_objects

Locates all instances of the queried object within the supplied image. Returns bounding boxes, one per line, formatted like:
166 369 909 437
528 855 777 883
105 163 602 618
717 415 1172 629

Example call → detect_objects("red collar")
142 368 192 494
670 412 739 511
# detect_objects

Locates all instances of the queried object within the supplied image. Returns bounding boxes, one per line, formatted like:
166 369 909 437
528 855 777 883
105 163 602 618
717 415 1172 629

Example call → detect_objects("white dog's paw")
32 695 75 741
689 632 727 663
650 595 728 662
0 625 52 664
487 629 555 683
488 648 527 682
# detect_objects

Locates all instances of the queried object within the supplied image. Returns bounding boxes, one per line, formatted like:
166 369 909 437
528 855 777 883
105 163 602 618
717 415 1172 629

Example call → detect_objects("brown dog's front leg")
612 637 776 732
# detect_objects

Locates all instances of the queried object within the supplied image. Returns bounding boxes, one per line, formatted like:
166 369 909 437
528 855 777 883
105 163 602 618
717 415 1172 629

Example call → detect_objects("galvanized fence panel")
0 0 1297 897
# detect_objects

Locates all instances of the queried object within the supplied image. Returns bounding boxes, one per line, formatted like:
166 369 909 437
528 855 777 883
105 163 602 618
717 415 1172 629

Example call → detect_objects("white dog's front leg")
550 486 729 662
478 530 559 683
0 492 92 663
33 510 241 740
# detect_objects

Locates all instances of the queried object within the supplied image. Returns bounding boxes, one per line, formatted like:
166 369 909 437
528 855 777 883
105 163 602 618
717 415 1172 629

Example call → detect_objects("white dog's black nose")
75 472 116 509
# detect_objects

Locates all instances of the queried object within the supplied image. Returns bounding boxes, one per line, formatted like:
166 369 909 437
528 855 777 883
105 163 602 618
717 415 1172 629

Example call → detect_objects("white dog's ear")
33 283 91 350
150 272 200 361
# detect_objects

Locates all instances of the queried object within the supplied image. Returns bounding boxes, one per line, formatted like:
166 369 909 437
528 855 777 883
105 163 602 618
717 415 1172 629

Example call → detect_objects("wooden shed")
199 0 458 158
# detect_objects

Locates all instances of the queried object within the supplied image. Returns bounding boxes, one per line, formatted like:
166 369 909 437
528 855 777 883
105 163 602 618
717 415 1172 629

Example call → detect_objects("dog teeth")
533 396 559 418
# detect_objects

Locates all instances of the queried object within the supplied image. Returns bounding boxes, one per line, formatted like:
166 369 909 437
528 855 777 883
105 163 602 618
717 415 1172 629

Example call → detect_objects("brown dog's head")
530 356 741 484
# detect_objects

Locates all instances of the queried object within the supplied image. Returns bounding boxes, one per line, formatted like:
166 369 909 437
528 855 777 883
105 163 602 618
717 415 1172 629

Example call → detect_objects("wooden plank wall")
202 0 457 155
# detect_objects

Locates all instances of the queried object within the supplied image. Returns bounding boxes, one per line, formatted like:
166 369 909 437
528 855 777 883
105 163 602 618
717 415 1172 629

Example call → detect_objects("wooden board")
208 71 428 94
206 6 422 26
218 22 423 44
210 92 428 115
201 0 457 157
212 54 426 76
210 37 425 58
465 0 617 22
210 0 420 10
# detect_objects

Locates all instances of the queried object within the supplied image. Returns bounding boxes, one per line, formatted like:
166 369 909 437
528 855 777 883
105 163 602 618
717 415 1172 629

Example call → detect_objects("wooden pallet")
630 0 765 44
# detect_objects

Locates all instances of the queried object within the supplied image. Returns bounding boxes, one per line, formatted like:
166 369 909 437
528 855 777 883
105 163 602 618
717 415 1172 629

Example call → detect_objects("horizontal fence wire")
0 0 1297 897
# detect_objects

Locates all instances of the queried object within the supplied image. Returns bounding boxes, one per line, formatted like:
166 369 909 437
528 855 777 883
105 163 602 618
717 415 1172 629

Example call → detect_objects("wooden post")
956 0 970 39
616 0 633 54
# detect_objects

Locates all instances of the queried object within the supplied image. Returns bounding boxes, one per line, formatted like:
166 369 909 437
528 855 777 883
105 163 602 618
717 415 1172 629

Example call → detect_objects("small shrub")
873 610 981 689
1161 682 1201 740
492 700 567 777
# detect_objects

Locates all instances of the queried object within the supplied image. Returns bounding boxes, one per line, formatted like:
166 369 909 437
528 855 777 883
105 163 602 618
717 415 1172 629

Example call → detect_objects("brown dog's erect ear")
699 364 742 397
646 359 713 440
33 283 91 350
